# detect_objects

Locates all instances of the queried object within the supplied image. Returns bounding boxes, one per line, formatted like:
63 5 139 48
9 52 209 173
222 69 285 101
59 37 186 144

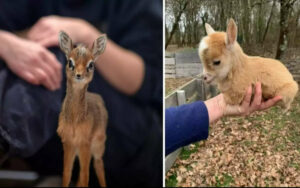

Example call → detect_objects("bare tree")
262 0 277 43
165 0 299 54
165 0 189 49
276 0 297 59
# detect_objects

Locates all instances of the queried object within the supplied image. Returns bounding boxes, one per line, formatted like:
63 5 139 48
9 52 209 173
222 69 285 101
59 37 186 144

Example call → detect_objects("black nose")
203 76 207 81
76 74 82 79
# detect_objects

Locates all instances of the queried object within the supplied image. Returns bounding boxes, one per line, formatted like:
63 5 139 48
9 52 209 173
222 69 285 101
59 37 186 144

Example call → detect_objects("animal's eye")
213 61 221 65
87 62 94 72
68 59 75 70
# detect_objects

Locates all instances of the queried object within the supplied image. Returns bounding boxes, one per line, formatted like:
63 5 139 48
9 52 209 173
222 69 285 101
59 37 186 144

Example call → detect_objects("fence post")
165 90 187 173
177 90 186 106
177 90 191 153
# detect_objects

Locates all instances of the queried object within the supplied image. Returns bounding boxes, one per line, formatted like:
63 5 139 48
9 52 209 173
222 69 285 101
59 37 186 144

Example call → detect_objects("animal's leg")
282 100 291 113
276 82 298 112
62 143 76 187
94 157 106 187
92 137 106 187
76 145 91 187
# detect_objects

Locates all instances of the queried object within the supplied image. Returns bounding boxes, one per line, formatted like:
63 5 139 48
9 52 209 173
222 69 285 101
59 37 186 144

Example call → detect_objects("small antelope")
57 31 108 187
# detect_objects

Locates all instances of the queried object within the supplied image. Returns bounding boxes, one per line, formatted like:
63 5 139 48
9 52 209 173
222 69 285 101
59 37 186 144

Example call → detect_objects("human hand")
205 82 282 123
0 31 62 91
27 16 99 47
221 82 282 116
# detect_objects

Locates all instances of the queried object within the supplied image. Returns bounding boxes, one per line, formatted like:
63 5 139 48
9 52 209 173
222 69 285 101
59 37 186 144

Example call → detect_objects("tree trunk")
262 0 276 43
165 1 189 49
257 0 264 43
275 0 291 59
289 8 300 47
219 0 226 31
242 0 250 44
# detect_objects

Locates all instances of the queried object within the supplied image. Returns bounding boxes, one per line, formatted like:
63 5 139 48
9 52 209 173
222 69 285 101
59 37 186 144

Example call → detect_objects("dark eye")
68 60 75 70
87 62 94 72
213 61 221 65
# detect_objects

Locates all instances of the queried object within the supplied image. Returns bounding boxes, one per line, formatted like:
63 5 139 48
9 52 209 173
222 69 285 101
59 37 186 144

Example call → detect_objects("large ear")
58 31 72 56
205 23 215 35
226 18 237 47
92 34 107 60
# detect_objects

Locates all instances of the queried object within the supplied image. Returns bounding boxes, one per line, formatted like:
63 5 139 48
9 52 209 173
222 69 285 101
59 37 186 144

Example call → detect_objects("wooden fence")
165 51 202 78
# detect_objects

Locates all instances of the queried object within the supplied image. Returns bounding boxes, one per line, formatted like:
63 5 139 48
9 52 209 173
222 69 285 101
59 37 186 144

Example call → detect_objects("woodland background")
165 0 300 59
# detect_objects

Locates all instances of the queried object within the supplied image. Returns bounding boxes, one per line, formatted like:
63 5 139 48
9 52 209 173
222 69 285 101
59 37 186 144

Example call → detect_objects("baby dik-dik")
199 18 298 112
57 31 108 187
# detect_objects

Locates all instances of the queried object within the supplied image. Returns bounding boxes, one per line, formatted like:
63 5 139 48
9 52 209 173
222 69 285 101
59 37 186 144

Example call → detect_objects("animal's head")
58 31 106 85
199 18 240 85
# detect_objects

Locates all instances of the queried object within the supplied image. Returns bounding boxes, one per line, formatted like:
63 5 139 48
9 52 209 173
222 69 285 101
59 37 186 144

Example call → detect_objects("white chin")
75 78 85 83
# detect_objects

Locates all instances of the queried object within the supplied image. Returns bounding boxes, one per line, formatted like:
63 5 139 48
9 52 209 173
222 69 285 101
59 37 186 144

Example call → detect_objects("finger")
34 67 56 91
29 29 54 42
28 23 48 40
28 18 49 39
21 70 40 85
259 96 283 110
49 53 63 83
251 82 262 109
241 86 252 107
39 56 60 89
37 35 59 47
42 49 62 84
40 51 62 89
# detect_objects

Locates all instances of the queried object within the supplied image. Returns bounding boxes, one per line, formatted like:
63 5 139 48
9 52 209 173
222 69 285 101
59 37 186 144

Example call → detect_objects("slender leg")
62 143 76 187
76 145 91 187
94 158 106 187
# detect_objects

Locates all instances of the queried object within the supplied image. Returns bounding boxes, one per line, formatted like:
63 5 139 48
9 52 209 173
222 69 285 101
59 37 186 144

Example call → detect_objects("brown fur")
199 19 298 111
57 31 108 187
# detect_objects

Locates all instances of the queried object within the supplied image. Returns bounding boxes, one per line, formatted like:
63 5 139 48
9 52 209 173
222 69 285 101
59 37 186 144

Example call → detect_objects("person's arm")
166 101 209 156
165 83 282 155
26 16 145 95
27 0 162 102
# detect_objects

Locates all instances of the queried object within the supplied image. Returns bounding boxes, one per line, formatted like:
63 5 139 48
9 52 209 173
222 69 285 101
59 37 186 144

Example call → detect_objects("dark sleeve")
106 0 162 107
165 101 210 156
0 0 37 31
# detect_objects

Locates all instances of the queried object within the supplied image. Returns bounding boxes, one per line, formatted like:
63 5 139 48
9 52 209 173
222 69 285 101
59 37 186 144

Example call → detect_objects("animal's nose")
76 74 82 79
203 76 207 81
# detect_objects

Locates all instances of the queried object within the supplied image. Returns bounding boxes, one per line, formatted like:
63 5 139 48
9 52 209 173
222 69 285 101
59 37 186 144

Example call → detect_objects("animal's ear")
226 18 237 47
92 34 107 60
205 23 215 35
59 31 72 56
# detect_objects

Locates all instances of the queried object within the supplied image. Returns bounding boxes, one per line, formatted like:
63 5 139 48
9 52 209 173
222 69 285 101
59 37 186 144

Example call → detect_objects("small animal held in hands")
199 18 298 112
57 31 108 187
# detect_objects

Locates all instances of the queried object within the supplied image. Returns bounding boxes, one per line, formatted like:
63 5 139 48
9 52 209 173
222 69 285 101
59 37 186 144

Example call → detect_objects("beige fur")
199 19 298 111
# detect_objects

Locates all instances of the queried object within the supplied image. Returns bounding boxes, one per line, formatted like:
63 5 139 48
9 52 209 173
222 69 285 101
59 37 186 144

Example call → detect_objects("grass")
179 143 200 160
215 173 234 187
166 174 177 187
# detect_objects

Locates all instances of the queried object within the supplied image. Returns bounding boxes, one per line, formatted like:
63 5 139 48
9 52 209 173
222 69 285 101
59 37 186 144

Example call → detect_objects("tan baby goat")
199 19 298 111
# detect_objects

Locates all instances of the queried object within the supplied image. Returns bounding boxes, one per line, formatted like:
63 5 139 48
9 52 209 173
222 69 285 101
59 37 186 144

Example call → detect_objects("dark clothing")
0 0 162 186
165 101 209 156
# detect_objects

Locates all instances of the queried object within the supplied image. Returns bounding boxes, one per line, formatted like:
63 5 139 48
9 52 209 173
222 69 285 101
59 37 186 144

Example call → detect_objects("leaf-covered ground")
166 95 300 187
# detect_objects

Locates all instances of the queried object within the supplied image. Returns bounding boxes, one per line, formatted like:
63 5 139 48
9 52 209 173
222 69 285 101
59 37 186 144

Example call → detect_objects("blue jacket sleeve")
165 101 209 156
